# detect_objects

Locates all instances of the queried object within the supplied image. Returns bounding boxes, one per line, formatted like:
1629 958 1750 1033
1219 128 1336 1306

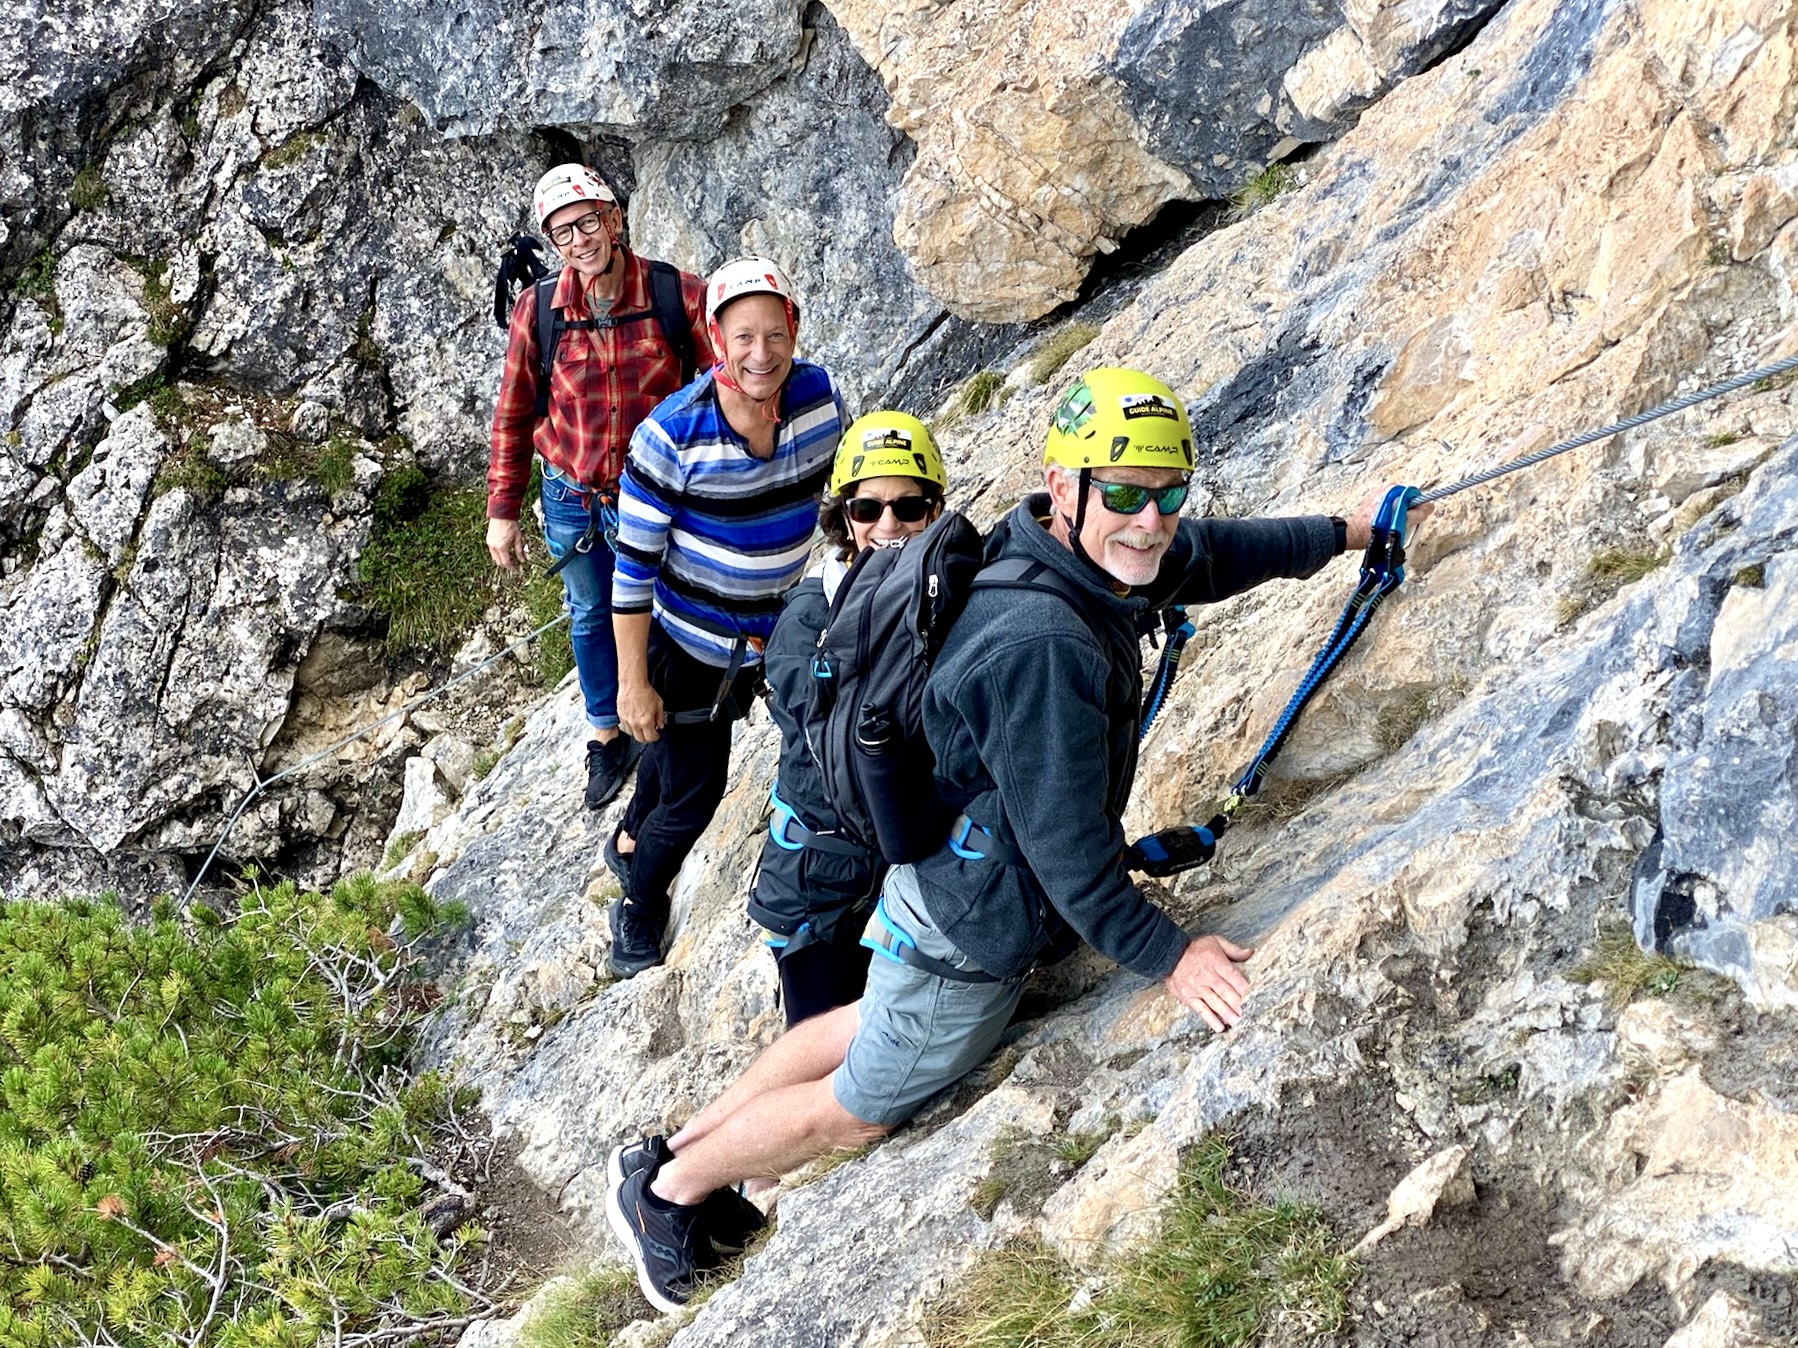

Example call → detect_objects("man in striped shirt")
605 258 844 978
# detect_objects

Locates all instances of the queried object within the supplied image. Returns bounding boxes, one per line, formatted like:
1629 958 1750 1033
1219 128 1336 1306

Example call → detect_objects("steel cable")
180 613 570 904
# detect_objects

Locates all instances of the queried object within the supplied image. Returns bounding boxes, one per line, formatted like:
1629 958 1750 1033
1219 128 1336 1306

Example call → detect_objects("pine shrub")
0 875 476 1347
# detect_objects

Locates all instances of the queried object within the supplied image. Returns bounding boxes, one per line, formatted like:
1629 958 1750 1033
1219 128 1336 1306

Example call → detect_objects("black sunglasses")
1091 479 1190 516
546 211 606 247
844 495 933 525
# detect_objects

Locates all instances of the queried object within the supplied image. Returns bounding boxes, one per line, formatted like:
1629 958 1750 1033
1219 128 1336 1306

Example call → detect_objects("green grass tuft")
1733 563 1765 589
1052 1119 1118 1171
315 433 358 495
1229 163 1296 220
969 1175 1013 1222
358 472 499 654
262 129 322 170
383 830 425 868
1556 545 1669 625
1574 920 1687 1010
516 1264 646 1348
525 571 577 688
11 249 56 303
1752 365 1798 394
127 255 191 349
940 370 1009 426
70 165 110 212
929 1136 1354 1348
1026 323 1102 387
152 447 227 502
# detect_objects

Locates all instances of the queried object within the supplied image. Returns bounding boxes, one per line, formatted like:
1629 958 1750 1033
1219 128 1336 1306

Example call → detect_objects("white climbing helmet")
532 164 616 229
704 257 800 327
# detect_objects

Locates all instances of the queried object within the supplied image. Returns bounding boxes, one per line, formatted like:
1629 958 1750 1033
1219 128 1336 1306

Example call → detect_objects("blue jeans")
539 464 619 731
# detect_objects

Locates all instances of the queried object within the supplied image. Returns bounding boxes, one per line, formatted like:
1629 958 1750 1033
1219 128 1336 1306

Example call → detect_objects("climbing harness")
544 484 621 579
1127 346 1798 876
180 612 571 904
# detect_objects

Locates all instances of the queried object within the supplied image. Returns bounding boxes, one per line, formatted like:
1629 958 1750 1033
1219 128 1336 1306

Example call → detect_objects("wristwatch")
1330 516 1348 554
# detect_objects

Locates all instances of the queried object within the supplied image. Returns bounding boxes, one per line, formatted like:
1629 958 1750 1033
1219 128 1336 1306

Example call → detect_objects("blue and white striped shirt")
612 362 844 667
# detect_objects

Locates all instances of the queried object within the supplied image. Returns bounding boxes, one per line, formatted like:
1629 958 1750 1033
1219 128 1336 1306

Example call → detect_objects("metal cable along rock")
181 614 571 904
1131 343 1798 875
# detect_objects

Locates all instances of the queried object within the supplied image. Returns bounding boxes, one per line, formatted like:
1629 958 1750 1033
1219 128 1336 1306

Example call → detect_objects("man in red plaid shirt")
486 164 713 810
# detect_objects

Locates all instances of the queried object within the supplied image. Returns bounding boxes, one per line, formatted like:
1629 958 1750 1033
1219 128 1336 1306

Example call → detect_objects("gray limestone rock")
312 0 804 139
0 536 108 715
629 5 954 408
1112 0 1506 196
1629 458 1798 1007
67 407 167 565
43 475 357 854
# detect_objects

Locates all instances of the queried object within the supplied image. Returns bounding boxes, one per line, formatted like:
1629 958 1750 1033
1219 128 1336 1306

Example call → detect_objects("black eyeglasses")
546 211 606 247
844 495 933 525
1091 479 1190 516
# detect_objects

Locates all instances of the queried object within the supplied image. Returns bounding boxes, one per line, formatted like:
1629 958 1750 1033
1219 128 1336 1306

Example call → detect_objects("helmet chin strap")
1059 467 1105 575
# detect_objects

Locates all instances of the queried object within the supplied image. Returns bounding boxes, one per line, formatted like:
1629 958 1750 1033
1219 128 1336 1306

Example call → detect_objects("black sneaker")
610 1136 765 1260
607 896 664 978
698 1184 768 1257
609 1133 670 1191
584 734 642 811
606 1158 705 1312
603 826 633 892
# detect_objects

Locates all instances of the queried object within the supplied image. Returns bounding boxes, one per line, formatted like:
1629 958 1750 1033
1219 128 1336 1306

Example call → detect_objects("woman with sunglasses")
748 412 948 1026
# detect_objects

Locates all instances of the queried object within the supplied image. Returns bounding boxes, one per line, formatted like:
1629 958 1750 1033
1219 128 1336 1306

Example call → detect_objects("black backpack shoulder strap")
533 276 560 421
647 260 697 384
972 557 1092 615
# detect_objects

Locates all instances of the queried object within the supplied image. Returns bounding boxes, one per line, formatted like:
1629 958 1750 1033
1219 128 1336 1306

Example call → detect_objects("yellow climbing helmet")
830 411 947 495
1043 367 1195 471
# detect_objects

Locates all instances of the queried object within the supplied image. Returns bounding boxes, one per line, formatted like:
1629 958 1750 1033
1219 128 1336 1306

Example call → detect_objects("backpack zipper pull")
928 574 939 599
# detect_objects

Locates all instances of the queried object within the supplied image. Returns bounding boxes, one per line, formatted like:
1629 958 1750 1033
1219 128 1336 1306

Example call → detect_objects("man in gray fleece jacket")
606 368 1417 1312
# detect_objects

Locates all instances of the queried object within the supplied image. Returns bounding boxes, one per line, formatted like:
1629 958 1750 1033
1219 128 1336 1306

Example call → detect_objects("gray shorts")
832 865 1025 1127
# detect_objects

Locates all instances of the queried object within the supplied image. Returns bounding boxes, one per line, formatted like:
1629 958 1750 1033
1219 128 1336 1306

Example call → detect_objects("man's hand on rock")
486 518 529 572
617 679 665 745
1165 934 1254 1033
1343 490 1434 550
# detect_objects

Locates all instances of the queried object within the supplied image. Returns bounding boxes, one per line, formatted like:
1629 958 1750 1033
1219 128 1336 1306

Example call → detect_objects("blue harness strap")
1140 607 1195 741
860 893 1000 984
767 787 872 858
1230 484 1421 802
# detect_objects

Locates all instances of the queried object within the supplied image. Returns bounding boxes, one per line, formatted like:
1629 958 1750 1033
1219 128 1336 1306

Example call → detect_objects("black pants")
619 622 761 929
776 921 875 1028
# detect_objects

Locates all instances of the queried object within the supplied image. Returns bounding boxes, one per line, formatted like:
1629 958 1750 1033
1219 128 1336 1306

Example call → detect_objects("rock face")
1632 531 1798 1008
6 0 1798 1338
825 0 1511 321
313 0 804 139
628 5 958 409
1114 0 1508 194
405 0 1798 1344
0 0 547 887
826 0 1192 323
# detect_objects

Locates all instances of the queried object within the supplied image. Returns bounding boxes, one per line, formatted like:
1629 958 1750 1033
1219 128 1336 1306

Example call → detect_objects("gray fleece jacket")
911 494 1338 981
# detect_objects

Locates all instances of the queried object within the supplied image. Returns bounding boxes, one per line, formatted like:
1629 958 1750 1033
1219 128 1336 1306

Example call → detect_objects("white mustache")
1112 531 1166 550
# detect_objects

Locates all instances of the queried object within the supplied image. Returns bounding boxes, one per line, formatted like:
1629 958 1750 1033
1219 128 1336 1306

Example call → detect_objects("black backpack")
804 512 1098 863
491 235 698 418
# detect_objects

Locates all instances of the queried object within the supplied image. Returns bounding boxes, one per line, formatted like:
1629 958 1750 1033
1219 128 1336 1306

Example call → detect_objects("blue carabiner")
946 815 991 862
767 787 806 852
